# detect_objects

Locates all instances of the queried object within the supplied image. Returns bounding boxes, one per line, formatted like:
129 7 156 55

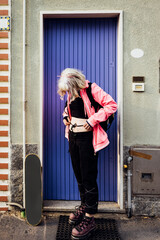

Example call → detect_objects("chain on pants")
69 130 99 214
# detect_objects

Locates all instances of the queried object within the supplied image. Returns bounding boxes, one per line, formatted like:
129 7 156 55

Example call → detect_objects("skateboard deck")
25 153 42 226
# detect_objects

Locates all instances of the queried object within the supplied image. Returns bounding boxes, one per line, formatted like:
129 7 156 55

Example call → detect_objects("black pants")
69 130 99 214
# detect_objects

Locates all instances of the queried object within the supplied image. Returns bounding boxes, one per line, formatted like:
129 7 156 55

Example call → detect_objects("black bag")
86 82 115 132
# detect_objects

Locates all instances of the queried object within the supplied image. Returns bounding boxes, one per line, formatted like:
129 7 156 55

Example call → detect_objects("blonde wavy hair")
57 68 86 102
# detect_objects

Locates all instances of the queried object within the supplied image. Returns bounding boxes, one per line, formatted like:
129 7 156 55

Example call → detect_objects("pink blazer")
63 80 118 153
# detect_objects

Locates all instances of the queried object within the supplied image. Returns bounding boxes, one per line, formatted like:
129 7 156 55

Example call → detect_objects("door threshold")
43 200 125 213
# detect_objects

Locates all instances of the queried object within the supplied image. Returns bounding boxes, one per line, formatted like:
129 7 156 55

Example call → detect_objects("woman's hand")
63 117 71 126
83 121 92 130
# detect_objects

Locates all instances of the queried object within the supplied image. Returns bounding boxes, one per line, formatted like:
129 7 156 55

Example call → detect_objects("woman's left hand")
83 122 92 130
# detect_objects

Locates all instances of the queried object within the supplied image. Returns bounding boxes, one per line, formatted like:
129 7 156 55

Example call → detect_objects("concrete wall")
11 0 160 146
10 0 160 213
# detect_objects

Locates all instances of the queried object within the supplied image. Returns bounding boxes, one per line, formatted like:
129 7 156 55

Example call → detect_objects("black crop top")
69 96 88 119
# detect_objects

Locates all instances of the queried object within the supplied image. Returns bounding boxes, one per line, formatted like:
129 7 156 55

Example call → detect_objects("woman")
57 68 117 240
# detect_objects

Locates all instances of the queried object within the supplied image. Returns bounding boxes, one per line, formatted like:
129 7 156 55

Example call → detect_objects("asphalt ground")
0 211 160 240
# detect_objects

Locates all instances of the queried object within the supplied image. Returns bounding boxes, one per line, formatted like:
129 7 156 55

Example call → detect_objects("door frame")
40 10 124 209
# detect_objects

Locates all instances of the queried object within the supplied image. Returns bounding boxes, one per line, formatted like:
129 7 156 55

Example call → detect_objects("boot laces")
76 217 92 231
74 205 85 217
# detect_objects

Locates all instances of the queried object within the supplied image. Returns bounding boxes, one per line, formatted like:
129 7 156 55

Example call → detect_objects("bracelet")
86 120 93 128
63 116 69 122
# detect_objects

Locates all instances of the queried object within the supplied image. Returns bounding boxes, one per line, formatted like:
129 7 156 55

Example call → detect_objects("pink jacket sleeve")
87 83 118 127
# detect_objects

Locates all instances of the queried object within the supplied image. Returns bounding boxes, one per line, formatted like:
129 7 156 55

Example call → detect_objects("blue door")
43 18 117 201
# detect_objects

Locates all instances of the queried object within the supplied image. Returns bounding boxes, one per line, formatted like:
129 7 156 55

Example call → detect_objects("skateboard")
25 153 42 226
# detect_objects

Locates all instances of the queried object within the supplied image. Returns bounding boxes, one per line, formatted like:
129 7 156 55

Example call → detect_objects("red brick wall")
0 0 10 212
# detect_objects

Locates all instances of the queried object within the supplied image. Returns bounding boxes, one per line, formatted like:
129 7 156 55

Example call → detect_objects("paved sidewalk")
0 211 160 240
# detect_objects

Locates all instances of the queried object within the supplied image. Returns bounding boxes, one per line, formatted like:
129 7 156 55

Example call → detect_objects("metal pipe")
6 202 24 210
127 156 133 218
22 0 26 209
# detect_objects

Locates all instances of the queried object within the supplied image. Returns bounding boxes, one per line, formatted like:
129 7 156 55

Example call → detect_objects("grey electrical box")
132 148 160 195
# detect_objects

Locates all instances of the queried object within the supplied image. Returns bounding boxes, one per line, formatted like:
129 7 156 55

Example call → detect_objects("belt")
69 130 93 138
69 117 92 133
69 122 92 133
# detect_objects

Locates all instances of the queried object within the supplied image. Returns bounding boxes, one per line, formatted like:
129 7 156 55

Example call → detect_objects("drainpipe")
22 0 26 209
127 156 133 218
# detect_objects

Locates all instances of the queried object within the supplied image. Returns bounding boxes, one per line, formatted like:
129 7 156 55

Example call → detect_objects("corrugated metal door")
43 18 117 201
